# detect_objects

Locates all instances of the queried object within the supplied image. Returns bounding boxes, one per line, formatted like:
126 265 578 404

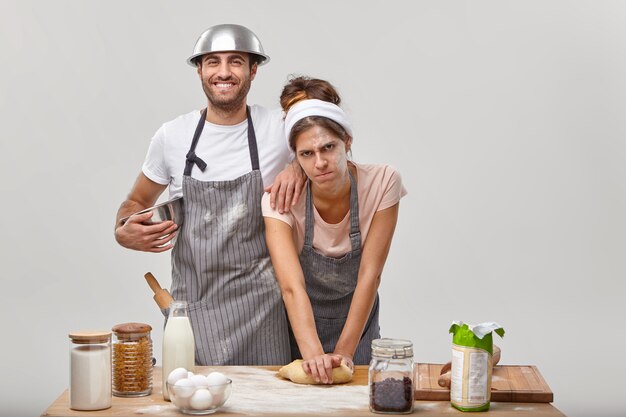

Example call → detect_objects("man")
114 24 303 365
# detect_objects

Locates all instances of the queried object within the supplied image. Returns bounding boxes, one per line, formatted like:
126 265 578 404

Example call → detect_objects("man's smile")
214 82 235 89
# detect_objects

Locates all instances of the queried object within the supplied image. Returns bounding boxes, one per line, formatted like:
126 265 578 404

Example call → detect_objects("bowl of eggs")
166 367 232 415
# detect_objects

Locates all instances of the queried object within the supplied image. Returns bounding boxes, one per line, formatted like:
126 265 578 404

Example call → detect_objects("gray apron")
170 107 290 366
290 171 380 365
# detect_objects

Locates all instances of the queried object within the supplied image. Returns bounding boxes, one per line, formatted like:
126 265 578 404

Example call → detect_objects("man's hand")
114 211 178 253
265 161 306 214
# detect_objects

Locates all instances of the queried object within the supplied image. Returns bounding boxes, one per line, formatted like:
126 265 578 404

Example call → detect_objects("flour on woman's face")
295 125 351 194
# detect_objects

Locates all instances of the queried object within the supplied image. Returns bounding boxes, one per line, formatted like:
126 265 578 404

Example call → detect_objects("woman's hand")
339 354 354 372
301 353 352 384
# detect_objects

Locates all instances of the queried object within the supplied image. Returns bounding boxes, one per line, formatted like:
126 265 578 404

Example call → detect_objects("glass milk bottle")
162 300 195 400
68 331 112 411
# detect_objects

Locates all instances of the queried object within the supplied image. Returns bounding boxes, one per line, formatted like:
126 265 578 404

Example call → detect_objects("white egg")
187 371 195 378
174 378 196 399
206 371 228 395
189 374 208 388
189 388 213 410
173 393 191 410
210 391 224 407
167 367 189 386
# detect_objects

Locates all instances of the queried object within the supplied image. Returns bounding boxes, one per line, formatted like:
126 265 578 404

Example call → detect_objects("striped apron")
290 171 380 365
170 107 290 365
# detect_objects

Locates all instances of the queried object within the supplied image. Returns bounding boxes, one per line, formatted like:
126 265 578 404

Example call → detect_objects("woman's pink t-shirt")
261 163 407 258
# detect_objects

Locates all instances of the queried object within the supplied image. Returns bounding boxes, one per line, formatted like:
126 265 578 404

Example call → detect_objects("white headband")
284 99 353 140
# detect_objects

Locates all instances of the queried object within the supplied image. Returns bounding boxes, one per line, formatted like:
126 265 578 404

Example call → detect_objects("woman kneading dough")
262 77 406 384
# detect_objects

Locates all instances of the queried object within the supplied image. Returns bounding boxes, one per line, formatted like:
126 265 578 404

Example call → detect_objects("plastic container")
112 322 153 397
68 331 112 411
368 338 414 414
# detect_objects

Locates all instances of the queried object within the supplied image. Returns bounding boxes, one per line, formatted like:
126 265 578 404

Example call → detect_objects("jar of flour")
68 331 112 410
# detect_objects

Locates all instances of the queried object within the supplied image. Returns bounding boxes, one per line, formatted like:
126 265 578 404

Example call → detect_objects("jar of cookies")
369 338 414 414
111 322 153 397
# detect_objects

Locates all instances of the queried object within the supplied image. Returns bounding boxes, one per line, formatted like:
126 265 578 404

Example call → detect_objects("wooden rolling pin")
438 345 501 388
144 272 174 310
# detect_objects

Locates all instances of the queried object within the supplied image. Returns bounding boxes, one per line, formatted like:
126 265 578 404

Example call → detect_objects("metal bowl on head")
186 24 269 66
121 197 184 226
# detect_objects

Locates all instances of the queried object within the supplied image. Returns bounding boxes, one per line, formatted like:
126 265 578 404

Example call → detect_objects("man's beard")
201 76 252 114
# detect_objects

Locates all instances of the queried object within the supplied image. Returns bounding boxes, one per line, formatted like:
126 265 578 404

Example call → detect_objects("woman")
261 76 406 383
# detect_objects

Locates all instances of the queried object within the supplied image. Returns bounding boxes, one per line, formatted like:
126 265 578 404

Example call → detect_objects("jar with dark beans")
370 377 413 412
368 338 414 414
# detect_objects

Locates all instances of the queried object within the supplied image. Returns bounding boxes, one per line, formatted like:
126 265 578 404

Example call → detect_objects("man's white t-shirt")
142 105 290 199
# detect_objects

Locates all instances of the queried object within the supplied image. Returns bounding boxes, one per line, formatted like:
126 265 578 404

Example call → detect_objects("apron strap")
184 108 208 176
303 180 314 248
347 171 362 252
184 107 259 177
246 106 260 171
303 170 361 253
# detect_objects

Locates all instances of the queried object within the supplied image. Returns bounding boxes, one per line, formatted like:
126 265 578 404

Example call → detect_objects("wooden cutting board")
415 363 554 403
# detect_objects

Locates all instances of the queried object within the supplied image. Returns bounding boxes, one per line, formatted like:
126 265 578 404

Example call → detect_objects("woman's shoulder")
261 192 279 216
354 163 403 184
261 191 305 227
353 162 407 208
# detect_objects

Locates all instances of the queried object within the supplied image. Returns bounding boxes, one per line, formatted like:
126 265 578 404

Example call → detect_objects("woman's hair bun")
280 75 341 112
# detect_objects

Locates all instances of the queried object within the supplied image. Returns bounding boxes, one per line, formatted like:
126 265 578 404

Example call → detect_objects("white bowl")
167 379 232 415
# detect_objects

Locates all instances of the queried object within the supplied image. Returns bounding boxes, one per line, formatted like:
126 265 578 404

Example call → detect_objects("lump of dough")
278 359 353 384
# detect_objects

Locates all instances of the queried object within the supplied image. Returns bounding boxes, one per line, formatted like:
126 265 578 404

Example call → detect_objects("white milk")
70 345 112 410
162 316 195 400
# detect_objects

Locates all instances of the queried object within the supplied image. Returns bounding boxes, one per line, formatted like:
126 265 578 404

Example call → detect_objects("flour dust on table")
222 367 367 414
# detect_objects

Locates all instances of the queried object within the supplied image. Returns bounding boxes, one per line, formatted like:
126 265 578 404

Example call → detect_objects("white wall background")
1 1 624 416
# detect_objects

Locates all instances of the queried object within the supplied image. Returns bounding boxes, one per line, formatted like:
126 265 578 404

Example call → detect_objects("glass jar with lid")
369 338 414 414
69 331 112 411
111 322 153 397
